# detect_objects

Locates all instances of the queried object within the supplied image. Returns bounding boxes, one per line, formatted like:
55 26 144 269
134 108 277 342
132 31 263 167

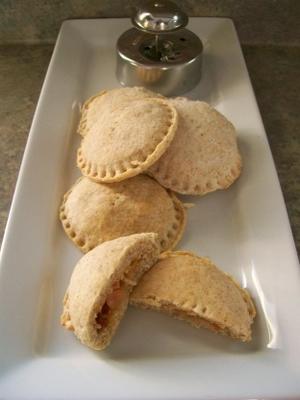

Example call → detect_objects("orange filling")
95 282 126 330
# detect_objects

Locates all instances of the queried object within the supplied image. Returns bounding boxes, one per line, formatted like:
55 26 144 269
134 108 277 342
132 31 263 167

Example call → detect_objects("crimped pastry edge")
77 98 178 183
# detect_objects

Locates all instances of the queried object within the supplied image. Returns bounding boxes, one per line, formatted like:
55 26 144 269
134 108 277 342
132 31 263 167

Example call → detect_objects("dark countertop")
0 44 299 256
1 0 299 46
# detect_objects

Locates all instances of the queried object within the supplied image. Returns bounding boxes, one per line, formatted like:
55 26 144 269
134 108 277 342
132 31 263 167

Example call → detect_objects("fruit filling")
94 258 144 332
95 281 126 331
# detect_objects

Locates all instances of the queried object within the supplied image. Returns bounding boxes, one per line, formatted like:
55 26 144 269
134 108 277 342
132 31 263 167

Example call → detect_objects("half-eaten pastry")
130 251 256 342
61 233 160 350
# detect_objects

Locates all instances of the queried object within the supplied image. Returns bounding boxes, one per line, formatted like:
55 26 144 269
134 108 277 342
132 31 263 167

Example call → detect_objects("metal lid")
117 28 202 66
132 0 188 33
116 0 203 95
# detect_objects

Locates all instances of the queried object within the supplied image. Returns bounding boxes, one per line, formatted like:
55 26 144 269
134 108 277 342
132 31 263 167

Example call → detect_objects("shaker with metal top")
116 0 203 96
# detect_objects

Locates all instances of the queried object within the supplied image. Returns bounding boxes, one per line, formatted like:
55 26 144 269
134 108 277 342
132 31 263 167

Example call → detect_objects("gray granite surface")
0 44 299 257
0 0 299 46
243 45 300 257
0 45 53 243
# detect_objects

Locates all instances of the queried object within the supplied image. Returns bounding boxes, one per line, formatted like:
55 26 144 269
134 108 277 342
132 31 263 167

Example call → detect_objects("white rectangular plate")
0 18 300 400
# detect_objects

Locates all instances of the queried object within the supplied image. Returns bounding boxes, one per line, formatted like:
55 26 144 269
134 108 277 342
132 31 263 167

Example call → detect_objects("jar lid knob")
132 0 188 34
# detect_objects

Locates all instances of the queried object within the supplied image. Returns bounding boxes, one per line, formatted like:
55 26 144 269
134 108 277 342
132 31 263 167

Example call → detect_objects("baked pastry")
78 87 162 137
59 175 186 253
61 233 160 350
77 90 177 183
130 251 256 342
148 98 242 195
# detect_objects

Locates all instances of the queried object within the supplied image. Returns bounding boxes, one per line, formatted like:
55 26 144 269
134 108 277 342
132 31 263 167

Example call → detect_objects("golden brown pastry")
61 233 160 350
78 87 162 137
148 98 242 195
77 88 177 182
59 175 186 253
130 251 256 342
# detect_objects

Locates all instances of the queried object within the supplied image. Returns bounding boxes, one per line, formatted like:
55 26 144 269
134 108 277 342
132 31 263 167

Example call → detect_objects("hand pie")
78 87 162 137
77 88 177 183
130 251 256 342
59 175 186 253
61 233 160 350
148 98 242 195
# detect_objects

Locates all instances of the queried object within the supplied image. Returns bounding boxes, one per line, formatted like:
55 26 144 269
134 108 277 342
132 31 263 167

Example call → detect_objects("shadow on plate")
102 306 265 361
